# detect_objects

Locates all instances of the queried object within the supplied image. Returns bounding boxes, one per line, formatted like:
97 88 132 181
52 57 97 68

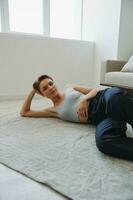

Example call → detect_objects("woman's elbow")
20 111 28 117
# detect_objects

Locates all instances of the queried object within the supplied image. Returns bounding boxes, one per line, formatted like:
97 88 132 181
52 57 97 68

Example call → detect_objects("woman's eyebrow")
41 81 51 89
40 80 54 89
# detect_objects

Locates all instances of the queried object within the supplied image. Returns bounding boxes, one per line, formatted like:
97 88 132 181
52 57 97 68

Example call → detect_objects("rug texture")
0 100 133 200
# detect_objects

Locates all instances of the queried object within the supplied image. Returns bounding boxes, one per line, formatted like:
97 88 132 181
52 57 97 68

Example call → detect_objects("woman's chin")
51 92 57 97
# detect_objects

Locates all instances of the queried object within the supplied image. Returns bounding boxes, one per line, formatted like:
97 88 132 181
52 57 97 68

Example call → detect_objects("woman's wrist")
82 95 91 101
32 88 36 93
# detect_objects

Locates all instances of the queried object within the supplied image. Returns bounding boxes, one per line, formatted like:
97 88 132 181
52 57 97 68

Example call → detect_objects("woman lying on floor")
20 75 133 161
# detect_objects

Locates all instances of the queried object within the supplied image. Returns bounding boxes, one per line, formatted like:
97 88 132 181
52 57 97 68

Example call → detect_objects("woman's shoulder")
66 88 74 93
65 86 76 93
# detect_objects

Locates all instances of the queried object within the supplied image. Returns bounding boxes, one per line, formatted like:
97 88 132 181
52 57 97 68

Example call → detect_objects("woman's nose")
48 85 53 89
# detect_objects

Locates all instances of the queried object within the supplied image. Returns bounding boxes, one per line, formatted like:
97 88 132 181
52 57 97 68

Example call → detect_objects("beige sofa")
100 60 133 90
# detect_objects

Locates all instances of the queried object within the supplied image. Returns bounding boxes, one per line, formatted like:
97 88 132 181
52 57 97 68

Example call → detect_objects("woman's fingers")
78 108 88 118
77 99 88 120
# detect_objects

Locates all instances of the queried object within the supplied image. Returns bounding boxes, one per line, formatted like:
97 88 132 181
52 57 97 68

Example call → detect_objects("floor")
0 164 68 200
0 99 68 200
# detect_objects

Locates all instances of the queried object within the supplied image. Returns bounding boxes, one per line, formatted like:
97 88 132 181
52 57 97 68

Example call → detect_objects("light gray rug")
0 100 133 200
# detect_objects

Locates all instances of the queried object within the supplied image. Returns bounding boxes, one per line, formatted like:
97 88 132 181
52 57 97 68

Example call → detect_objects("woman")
20 75 133 161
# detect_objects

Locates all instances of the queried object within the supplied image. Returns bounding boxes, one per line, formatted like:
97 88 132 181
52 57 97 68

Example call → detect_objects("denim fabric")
89 89 108 125
89 87 133 160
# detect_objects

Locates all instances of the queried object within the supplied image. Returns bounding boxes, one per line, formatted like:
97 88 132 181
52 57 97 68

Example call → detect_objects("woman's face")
39 78 58 98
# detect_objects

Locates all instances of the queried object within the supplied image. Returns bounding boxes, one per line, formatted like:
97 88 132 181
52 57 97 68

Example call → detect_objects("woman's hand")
77 89 100 121
34 88 43 96
77 99 88 120
35 90 41 95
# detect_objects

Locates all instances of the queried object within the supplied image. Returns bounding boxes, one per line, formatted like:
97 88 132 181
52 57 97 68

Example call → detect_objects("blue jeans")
89 87 133 160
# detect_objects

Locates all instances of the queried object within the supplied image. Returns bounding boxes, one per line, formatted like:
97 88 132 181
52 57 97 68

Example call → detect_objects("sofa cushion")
121 55 133 72
105 72 133 87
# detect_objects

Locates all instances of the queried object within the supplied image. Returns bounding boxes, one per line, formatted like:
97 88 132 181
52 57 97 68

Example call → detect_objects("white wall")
117 0 133 60
82 0 121 87
0 33 95 99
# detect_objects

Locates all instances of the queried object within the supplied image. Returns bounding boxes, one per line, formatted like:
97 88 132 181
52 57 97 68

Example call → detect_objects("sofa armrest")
100 60 127 84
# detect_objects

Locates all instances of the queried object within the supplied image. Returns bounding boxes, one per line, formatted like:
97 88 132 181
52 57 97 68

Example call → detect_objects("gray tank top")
55 88 84 122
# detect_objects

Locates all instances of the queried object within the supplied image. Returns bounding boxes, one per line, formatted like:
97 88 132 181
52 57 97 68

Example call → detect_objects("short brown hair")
33 75 53 93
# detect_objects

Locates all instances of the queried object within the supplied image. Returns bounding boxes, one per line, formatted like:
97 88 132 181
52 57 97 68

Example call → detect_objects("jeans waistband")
88 89 108 125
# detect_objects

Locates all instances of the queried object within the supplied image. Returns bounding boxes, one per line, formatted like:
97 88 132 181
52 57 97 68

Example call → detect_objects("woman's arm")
74 86 102 120
72 85 93 94
20 89 57 118
72 84 102 100
81 88 101 101
20 89 36 116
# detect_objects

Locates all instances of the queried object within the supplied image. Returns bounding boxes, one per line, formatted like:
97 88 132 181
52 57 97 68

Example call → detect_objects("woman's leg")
103 87 133 127
95 118 133 160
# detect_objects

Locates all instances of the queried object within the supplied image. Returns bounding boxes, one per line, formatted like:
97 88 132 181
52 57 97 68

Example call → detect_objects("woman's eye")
49 82 54 86
43 87 47 91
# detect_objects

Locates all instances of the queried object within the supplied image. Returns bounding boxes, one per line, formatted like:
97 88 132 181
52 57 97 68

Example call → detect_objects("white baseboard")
0 95 41 101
